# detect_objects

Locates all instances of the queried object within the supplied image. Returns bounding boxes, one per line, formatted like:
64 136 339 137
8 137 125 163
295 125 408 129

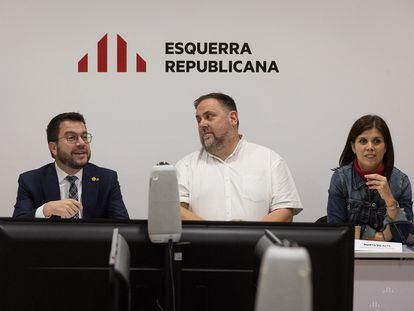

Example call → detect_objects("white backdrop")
1 0 413 222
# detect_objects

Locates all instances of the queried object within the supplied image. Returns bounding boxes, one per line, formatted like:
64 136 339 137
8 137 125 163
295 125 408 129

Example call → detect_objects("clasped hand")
365 173 394 205
43 199 83 218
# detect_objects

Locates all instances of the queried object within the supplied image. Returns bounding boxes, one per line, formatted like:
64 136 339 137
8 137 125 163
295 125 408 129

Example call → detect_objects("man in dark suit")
13 112 129 219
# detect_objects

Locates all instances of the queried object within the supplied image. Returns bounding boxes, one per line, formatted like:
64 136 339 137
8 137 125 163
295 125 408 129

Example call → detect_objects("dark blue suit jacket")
13 163 129 219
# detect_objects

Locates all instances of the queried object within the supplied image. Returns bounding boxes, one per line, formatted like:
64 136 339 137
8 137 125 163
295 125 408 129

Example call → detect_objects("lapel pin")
91 177 99 182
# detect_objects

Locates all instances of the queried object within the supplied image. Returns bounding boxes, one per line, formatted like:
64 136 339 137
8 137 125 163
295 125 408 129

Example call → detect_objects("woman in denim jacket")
327 115 413 240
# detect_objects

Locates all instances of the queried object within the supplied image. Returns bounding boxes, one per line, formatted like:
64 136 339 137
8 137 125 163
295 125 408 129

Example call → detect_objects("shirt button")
371 203 376 207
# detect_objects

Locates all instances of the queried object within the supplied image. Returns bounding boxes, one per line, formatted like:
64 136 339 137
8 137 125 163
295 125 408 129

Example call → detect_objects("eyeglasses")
58 133 93 144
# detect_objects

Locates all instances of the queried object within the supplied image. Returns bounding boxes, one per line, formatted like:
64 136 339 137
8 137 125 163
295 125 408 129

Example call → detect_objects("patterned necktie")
66 175 79 219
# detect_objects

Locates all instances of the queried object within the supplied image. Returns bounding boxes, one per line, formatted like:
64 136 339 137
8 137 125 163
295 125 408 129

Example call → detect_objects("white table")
354 246 414 311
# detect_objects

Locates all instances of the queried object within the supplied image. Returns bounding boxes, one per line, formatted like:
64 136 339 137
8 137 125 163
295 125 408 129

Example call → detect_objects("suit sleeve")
13 174 37 218
107 172 129 220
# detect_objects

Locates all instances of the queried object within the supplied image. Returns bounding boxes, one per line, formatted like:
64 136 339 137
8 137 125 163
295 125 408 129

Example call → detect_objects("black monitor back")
0 219 354 311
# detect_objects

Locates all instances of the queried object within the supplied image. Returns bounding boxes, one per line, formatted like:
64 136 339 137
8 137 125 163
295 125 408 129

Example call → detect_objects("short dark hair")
339 115 394 179
47 112 86 143
194 92 239 127
194 92 238 112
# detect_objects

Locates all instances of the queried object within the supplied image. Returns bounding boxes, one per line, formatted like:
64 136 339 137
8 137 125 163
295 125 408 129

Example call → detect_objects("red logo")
78 34 146 73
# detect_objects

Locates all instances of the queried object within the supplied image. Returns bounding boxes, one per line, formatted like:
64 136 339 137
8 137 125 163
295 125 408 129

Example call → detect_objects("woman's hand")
365 174 395 206
365 174 399 220
373 226 392 241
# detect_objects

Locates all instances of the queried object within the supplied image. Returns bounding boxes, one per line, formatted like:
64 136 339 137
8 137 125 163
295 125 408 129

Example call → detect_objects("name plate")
355 240 403 252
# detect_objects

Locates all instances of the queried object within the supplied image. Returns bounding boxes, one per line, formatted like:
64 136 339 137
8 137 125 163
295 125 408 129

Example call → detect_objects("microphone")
148 163 182 243
255 231 312 311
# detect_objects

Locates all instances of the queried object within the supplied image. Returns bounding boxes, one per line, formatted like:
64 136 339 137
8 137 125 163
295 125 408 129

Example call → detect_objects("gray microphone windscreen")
148 164 182 243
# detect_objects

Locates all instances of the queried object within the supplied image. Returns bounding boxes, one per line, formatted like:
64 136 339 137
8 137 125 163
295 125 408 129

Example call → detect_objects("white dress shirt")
176 137 303 221
35 163 83 218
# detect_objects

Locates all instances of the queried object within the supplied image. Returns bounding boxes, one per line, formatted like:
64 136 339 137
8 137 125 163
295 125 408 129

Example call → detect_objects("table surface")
355 245 414 259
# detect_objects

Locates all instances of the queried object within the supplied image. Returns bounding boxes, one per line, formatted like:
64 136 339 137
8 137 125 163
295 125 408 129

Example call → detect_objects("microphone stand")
164 240 185 311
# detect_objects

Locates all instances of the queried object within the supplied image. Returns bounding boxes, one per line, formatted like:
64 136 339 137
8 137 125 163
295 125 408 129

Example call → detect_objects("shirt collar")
351 162 366 190
205 135 245 162
55 162 83 184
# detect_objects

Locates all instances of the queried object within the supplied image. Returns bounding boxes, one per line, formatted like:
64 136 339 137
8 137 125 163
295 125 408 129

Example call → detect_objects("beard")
56 147 91 170
201 133 225 154
199 117 237 156
200 128 234 155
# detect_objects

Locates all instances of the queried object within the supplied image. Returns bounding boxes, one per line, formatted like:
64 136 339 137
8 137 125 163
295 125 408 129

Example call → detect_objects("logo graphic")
78 34 146 73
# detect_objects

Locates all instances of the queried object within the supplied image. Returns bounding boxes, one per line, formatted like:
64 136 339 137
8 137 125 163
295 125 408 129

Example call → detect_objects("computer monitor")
0 219 126 311
109 228 131 311
0 218 354 311
178 221 354 311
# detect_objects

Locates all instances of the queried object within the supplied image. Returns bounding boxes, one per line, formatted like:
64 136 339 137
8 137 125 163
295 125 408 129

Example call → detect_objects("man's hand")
180 203 204 220
261 208 294 222
43 199 83 218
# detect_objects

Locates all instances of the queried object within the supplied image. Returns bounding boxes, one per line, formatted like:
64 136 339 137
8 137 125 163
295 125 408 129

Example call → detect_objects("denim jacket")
327 163 413 239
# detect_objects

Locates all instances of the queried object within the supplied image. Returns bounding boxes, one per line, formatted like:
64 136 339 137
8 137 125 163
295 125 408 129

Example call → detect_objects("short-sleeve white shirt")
176 138 303 221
